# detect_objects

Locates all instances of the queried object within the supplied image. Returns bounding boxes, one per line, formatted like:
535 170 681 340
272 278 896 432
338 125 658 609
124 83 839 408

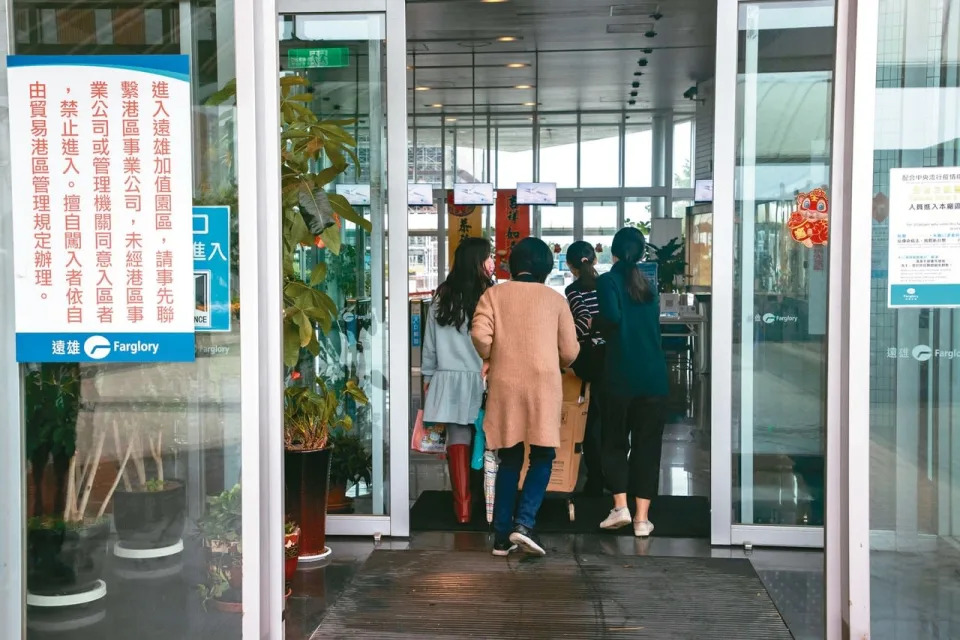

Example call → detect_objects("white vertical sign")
7 55 195 362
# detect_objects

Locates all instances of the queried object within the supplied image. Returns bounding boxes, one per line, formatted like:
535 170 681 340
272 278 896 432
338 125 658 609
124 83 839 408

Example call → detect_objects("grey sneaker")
600 507 632 530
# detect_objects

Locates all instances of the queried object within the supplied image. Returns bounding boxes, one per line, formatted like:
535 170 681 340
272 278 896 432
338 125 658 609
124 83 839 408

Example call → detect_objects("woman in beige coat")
471 237 580 557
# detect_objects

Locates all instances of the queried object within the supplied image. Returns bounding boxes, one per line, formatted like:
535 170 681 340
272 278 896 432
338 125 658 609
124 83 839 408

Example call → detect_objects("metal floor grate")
309 550 793 639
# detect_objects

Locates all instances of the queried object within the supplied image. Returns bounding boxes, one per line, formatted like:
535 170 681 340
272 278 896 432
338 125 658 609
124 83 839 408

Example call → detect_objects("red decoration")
787 188 829 248
553 243 562 254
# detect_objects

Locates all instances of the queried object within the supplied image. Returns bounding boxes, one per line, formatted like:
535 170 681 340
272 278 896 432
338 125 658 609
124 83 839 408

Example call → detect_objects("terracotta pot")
284 448 331 557
327 484 354 514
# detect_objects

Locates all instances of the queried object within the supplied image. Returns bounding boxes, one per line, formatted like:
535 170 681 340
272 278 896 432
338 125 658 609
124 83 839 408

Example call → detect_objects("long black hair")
434 236 493 330
611 227 654 304
565 241 598 289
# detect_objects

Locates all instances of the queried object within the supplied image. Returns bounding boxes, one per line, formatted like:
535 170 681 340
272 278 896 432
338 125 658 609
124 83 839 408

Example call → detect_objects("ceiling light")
632 81 640 88
628 99 637 106
638 59 649 67
514 84 533 89
446 117 458 122
522 102 537 106
642 48 653 54
644 30 658 38
650 12 663 20
430 103 443 108
630 91 638 97
497 36 519 42
634 71 644 76
482 0 509 3
506 62 529 68
415 86 431 91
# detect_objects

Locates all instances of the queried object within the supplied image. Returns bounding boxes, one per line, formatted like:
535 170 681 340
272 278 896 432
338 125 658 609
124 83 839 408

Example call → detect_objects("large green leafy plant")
207 75 371 449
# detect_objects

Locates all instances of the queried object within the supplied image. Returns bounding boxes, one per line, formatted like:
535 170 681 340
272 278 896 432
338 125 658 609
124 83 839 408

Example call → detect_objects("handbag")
411 409 446 454
471 391 487 470
571 328 605 383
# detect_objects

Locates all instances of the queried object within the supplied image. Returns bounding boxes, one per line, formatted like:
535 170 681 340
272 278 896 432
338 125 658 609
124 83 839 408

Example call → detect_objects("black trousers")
600 394 665 499
581 393 604 493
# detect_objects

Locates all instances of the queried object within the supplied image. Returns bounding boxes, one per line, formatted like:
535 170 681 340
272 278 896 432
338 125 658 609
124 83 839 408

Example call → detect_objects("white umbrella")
483 450 497 524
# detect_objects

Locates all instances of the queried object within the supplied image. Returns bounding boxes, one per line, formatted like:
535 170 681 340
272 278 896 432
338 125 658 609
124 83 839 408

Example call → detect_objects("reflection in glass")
539 126 578 188
868 0 960 634
495 126 534 187
540 202 574 293
580 126 620 188
733 1 835 527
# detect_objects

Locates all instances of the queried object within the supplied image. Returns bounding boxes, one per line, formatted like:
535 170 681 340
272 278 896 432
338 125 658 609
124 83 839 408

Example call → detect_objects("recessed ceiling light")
482 0 508 3
522 102 537 106
430 103 443 108
514 84 533 89
446 117 458 122
497 36 519 42
415 86 431 91
407 65 414 70
506 62 529 68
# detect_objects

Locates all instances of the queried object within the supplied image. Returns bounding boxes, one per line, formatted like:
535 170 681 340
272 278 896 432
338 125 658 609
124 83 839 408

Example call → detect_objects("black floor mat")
410 490 710 538
310 550 792 639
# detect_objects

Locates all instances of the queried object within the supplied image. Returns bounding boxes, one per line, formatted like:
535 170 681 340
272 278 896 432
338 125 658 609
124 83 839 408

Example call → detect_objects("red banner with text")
494 190 530 279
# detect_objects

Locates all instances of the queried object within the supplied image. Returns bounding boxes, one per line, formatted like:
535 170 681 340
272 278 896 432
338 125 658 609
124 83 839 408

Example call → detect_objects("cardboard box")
519 371 590 493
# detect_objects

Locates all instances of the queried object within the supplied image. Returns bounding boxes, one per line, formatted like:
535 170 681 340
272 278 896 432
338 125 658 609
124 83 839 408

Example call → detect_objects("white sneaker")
633 519 655 538
600 507 632 530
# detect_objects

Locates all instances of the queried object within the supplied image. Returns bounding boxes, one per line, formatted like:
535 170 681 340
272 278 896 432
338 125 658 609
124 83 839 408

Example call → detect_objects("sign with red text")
8 55 195 362
494 189 530 279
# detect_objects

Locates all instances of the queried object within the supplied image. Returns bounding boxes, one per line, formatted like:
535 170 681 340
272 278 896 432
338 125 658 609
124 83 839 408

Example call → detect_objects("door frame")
236 0 408 636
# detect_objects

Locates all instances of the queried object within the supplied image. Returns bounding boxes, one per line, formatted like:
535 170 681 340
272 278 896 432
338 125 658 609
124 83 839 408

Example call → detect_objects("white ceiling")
405 0 718 117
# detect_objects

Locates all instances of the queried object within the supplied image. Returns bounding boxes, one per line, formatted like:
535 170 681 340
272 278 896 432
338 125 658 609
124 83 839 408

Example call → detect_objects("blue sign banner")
411 314 422 348
193 206 232 332
638 262 659 288
17 333 196 363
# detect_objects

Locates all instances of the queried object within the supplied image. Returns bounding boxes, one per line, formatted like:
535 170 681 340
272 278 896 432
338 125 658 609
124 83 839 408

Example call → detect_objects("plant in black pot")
197 484 242 612
284 377 367 559
327 429 372 514
25 363 111 600
109 400 187 553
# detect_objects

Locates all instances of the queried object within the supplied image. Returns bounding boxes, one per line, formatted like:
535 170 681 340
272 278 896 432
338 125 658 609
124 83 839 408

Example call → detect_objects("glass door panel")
540 202 575 293
733 1 836 529
278 13 389 518
582 201 619 274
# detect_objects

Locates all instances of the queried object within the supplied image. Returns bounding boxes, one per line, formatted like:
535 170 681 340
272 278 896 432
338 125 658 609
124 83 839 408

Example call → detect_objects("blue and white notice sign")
193 206 232 332
888 167 960 308
8 55 196 362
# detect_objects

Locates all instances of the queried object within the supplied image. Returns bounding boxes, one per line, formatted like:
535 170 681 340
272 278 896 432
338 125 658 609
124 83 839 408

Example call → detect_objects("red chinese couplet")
494 189 530 279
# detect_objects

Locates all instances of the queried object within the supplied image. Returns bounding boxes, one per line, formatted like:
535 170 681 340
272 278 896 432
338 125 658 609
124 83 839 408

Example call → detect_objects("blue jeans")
493 443 556 537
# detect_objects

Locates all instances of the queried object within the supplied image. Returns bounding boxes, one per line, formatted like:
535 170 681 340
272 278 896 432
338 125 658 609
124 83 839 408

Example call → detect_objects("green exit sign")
288 47 350 69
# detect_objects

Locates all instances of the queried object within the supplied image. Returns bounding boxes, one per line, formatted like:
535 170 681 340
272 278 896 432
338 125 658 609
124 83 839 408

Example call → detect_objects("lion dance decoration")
787 188 829 248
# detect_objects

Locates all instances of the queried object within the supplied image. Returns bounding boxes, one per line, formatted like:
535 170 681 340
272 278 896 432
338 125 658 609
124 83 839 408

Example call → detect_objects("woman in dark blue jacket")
595 227 669 537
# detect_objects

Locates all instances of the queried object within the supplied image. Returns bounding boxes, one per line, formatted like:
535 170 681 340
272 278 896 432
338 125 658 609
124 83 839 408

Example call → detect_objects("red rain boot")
447 444 472 524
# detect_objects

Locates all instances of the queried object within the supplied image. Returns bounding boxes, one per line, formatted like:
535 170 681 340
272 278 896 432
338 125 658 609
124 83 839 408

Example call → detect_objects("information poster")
494 189 530 279
446 190 483 266
193 206 231 332
8 55 195 362
888 167 960 308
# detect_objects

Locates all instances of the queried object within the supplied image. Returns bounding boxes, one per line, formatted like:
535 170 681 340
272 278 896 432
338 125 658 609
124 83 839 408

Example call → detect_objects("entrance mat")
410 490 710 538
309 550 792 639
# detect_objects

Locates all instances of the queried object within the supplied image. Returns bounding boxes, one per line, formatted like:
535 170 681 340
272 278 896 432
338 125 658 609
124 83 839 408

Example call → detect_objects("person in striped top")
564 241 605 496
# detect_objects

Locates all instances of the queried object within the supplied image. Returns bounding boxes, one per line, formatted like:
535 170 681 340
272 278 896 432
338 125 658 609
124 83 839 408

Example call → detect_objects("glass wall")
867 0 960 635
733 0 835 529
11 0 244 635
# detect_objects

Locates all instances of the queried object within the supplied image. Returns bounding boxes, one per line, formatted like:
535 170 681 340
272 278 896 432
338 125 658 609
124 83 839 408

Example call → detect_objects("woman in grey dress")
422 237 495 524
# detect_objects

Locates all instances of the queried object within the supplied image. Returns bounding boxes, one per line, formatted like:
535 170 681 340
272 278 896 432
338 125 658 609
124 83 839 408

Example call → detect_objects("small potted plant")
25 363 111 600
197 485 242 613
284 520 300 588
284 378 367 558
110 398 187 551
327 429 372 514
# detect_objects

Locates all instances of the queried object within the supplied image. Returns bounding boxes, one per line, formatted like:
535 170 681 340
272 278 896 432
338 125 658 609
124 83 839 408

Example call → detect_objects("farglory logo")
758 313 799 324
912 345 933 362
83 335 112 360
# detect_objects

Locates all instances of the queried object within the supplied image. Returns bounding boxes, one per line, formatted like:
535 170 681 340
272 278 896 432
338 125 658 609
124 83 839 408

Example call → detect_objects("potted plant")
648 237 688 293
284 520 300 587
284 378 367 558
109 396 187 552
197 484 242 612
327 429 372 514
25 363 111 599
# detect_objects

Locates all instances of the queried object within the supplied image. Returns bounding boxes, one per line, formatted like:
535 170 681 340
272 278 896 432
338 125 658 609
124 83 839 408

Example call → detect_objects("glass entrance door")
714 0 837 547
273 0 409 542
540 198 621 291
